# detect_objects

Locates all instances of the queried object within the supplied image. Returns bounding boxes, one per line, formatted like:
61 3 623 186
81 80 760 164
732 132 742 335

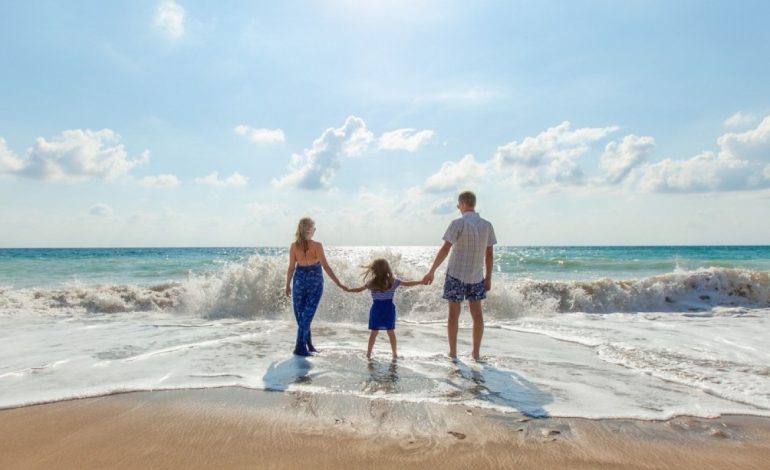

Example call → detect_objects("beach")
2 388 770 469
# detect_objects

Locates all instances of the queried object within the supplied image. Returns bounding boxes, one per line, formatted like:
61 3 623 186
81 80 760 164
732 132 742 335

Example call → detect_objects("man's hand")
423 272 435 285
484 278 492 291
285 285 291 297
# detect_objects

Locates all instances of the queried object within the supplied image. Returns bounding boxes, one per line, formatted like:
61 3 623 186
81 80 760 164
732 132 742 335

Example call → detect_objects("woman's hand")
285 285 291 297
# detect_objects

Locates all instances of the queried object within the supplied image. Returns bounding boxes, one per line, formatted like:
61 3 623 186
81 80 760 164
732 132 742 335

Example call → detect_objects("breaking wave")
1 256 768 319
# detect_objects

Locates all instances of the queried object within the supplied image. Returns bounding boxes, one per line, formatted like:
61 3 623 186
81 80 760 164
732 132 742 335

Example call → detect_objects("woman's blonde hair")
295 217 315 252
364 258 394 292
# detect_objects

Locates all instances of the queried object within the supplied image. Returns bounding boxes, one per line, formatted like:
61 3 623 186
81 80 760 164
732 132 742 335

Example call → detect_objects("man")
423 191 496 361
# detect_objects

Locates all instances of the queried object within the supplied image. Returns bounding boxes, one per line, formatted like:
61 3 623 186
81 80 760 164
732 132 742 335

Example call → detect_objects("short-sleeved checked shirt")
442 211 497 284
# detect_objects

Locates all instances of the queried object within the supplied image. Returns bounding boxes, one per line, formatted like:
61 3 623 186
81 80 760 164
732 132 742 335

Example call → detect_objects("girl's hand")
285 285 291 297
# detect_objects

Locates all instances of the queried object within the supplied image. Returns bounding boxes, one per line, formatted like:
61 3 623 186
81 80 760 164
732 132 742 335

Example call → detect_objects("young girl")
345 258 423 360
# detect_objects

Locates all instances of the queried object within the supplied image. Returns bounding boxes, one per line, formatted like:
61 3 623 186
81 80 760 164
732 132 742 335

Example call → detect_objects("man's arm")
423 240 452 285
484 245 493 291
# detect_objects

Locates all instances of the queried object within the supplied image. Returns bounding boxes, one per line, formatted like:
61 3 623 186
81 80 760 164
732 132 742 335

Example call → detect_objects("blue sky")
1 0 769 247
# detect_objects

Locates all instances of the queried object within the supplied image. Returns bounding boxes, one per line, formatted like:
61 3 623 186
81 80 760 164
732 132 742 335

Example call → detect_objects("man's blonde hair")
458 191 476 208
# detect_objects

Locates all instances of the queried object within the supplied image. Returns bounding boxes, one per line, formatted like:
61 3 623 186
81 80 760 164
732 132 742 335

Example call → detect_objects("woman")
285 217 346 356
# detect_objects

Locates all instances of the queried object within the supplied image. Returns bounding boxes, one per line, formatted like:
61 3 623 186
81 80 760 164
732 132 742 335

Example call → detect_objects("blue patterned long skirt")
292 263 324 356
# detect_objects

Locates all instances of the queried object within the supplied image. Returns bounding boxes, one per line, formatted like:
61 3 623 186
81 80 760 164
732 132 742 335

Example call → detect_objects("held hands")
336 282 350 292
422 271 435 285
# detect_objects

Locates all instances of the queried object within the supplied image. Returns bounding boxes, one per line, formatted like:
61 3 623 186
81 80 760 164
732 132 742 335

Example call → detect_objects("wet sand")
1 388 769 469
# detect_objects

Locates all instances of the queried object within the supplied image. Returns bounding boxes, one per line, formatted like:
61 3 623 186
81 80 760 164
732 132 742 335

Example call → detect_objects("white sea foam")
1 255 768 318
1 308 768 419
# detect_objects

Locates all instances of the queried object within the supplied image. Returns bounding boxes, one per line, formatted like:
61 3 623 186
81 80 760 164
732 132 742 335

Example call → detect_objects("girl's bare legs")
386 329 397 360
367 330 378 359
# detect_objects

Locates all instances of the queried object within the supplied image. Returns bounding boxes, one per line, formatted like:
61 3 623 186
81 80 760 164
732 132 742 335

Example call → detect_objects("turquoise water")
1 246 769 288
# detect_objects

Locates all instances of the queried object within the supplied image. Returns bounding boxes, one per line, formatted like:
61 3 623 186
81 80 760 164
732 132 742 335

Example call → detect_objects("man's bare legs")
447 301 461 358
448 300 484 360
468 300 484 360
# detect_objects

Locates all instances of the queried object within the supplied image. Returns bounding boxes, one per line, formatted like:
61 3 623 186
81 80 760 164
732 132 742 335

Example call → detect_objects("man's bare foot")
472 354 486 363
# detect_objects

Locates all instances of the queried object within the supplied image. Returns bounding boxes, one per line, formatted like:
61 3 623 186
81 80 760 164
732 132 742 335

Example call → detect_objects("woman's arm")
316 242 345 288
285 243 297 297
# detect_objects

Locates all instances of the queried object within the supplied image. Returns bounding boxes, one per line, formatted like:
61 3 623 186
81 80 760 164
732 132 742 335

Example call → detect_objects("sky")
1 0 769 247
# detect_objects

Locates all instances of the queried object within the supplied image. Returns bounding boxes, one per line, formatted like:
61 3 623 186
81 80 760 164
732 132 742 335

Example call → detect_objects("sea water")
1 246 769 420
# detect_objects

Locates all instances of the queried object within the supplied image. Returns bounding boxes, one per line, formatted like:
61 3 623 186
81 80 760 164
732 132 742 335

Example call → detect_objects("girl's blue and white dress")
368 279 400 330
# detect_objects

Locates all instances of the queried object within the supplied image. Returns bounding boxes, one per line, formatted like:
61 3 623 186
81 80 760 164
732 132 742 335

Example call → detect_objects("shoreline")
2 388 769 469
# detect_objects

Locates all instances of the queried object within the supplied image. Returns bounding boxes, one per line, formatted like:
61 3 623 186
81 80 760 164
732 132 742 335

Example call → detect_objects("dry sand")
1 388 769 469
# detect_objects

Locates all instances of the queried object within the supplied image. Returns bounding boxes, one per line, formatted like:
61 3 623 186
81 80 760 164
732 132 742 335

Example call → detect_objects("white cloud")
599 135 655 185
272 115 374 190
0 138 24 173
234 125 286 144
494 121 618 186
637 151 749 192
636 116 770 192
378 128 434 152
89 203 113 218
195 171 248 188
430 198 456 215
717 115 770 161
724 112 757 128
139 174 180 188
764 164 770 180
9 129 149 182
154 0 185 39
425 154 486 193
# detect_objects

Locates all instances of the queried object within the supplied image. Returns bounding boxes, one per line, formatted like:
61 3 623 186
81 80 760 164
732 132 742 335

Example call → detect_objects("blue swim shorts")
442 275 486 302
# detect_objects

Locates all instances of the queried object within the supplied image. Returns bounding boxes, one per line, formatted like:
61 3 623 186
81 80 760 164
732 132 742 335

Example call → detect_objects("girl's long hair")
364 258 395 292
295 217 314 253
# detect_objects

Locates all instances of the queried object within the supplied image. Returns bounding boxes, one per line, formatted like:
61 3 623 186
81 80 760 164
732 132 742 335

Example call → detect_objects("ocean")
1 246 768 420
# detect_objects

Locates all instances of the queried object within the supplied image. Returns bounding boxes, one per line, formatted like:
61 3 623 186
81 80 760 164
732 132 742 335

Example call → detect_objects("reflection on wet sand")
363 360 399 394
444 360 552 418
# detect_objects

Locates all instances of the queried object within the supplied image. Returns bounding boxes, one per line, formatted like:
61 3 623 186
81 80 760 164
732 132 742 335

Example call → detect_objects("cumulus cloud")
724 112 757 128
599 135 655 185
4 129 148 182
154 0 185 39
494 121 618 186
430 198 456 215
195 171 248 188
139 174 180 188
272 115 374 190
89 203 113 217
378 128 434 152
637 151 750 192
424 154 486 193
636 116 770 192
234 125 286 144
0 138 24 173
